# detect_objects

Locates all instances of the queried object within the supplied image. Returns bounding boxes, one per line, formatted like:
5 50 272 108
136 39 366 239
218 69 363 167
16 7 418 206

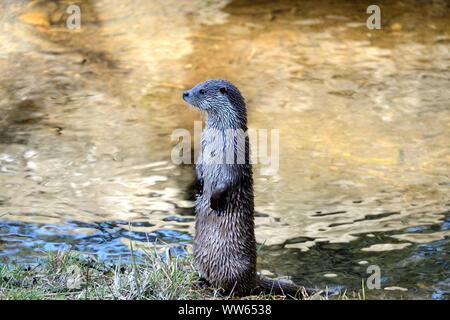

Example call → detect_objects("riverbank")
0 249 210 300
0 249 349 300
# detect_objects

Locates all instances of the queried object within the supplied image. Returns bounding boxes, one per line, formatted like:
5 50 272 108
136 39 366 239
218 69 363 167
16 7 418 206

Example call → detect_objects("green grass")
0 248 366 300
0 248 216 300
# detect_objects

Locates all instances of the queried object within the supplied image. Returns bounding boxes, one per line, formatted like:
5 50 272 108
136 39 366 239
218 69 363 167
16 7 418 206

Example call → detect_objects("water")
0 0 449 299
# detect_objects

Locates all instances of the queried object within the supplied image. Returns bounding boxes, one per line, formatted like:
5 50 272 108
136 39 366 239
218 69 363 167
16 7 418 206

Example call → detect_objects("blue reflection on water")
0 219 191 264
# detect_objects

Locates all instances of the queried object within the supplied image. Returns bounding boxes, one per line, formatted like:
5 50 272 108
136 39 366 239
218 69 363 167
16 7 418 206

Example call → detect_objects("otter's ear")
219 87 227 94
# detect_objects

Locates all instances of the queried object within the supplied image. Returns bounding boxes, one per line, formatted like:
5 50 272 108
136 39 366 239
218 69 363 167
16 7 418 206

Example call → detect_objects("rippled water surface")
0 0 449 299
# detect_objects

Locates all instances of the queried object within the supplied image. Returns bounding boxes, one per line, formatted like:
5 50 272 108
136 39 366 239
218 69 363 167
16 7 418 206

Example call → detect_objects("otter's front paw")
210 190 228 215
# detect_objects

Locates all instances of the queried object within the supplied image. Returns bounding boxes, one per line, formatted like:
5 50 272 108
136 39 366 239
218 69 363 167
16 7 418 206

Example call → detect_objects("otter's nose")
183 91 190 99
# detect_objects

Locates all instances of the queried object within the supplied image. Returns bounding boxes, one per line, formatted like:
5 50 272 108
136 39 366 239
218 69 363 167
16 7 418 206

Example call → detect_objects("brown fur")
183 80 312 298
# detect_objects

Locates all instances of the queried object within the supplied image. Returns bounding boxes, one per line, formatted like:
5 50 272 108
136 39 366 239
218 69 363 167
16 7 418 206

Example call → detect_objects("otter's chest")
200 130 229 178
201 130 229 162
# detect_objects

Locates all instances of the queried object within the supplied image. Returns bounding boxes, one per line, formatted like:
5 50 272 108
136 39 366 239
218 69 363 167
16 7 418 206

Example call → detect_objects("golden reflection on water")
0 0 449 298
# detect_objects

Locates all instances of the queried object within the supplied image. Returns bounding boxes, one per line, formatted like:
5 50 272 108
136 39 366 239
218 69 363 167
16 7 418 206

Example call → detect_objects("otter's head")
182 80 246 127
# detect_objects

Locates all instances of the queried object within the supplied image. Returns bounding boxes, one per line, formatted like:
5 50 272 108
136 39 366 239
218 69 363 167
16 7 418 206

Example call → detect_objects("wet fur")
183 79 309 297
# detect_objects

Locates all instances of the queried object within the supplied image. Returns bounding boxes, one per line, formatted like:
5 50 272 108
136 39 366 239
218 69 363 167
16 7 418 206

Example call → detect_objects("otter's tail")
256 275 319 299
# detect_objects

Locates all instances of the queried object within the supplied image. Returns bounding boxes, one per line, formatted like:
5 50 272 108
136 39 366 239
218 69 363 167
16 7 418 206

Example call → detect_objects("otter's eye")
219 87 227 94
199 89 206 95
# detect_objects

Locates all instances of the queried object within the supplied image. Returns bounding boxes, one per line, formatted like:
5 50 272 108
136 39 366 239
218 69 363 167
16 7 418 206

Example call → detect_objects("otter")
182 79 312 298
